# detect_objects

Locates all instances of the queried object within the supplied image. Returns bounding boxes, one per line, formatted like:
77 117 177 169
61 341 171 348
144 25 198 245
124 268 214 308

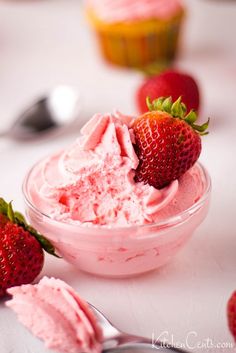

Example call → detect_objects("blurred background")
0 0 236 122
1 0 236 201
0 1 236 352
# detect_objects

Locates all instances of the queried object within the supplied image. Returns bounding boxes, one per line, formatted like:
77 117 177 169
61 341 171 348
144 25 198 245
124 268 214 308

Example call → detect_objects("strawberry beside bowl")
22 162 211 278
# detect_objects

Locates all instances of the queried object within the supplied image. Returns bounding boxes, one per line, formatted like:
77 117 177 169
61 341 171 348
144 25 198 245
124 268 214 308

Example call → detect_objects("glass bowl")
23 162 211 278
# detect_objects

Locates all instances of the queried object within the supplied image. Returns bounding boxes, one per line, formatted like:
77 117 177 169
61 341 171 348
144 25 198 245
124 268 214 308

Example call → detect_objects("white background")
0 0 236 352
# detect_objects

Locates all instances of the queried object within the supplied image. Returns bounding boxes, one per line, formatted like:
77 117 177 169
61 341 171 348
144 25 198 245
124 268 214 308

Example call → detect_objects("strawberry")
227 291 236 341
137 70 200 114
0 198 58 297
133 96 209 189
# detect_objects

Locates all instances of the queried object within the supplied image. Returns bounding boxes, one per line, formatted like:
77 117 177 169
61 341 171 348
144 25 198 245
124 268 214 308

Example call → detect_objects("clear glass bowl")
23 162 211 278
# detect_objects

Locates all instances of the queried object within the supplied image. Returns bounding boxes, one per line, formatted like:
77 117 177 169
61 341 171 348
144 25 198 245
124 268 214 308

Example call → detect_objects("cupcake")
86 0 185 69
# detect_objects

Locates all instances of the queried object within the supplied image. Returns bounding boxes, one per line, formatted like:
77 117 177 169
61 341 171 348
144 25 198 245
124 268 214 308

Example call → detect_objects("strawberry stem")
146 96 210 135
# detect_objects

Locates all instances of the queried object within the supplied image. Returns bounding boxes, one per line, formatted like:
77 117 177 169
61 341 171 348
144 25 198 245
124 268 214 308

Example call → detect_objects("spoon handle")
104 334 189 352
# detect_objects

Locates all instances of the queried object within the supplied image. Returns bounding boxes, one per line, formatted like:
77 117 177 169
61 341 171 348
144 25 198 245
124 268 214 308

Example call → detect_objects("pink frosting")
86 0 184 22
27 111 204 227
6 277 103 353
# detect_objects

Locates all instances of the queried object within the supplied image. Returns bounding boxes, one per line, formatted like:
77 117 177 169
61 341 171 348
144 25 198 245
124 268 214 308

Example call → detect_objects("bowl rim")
22 161 211 233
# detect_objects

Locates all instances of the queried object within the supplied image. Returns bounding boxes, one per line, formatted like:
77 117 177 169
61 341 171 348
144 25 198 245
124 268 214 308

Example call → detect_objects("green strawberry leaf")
0 198 8 215
7 202 15 223
0 197 60 258
14 211 27 226
192 118 210 133
162 97 172 113
25 224 60 258
146 96 210 135
185 110 198 124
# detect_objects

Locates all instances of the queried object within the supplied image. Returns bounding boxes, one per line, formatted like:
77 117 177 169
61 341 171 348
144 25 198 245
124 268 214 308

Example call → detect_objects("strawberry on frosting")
86 0 184 22
133 96 209 189
27 110 205 227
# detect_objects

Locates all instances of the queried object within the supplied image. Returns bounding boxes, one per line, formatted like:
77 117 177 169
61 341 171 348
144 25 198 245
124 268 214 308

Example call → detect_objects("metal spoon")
89 304 188 353
1 86 81 141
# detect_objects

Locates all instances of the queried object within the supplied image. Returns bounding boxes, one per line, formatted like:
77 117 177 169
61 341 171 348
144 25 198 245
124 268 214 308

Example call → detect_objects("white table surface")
0 0 236 352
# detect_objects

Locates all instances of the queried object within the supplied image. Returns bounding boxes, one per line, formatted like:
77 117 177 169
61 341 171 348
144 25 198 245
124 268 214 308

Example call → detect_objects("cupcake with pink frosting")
85 0 185 69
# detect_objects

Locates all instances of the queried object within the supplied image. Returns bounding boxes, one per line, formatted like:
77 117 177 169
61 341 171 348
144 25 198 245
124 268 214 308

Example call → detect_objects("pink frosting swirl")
6 277 103 353
27 112 204 227
86 0 184 22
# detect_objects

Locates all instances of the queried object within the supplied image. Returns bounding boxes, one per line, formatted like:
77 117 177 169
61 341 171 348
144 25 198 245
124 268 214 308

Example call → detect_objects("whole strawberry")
133 96 209 189
227 291 236 342
137 70 200 114
0 198 58 297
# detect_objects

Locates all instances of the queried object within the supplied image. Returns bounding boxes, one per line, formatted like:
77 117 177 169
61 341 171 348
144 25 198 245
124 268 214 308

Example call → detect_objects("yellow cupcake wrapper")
86 8 185 37
96 29 181 68
86 8 185 68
